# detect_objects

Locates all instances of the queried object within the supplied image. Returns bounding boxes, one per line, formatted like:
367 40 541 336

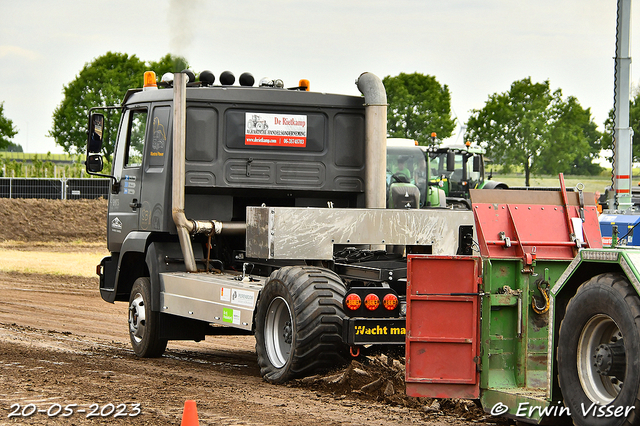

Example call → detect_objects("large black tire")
128 277 167 357
254 266 347 383
558 273 640 426
482 180 508 190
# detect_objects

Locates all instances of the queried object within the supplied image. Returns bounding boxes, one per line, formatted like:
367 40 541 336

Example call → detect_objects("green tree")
466 78 601 186
603 90 640 163
1 141 23 152
538 96 602 175
0 102 18 150
383 72 456 145
49 52 188 161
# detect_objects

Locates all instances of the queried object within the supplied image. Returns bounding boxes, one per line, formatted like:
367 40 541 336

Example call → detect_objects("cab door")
108 108 148 253
138 105 171 233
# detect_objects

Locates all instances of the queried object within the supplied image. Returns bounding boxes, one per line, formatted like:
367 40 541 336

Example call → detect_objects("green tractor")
386 138 508 210
386 138 446 209
426 143 508 209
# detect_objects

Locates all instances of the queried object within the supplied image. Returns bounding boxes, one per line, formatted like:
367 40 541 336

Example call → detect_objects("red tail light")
364 294 380 311
345 293 361 310
383 294 399 310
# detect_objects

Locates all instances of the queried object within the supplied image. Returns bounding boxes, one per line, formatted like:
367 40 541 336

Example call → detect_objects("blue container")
599 214 640 246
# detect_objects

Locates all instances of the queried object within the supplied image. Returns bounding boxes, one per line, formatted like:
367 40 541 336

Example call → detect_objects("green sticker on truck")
223 308 233 323
222 307 241 325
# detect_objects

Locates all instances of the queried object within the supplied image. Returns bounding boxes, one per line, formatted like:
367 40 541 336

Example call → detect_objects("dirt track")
0 200 508 425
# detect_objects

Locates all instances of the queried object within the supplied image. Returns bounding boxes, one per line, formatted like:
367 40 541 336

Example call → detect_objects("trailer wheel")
255 266 347 383
558 273 640 426
128 277 167 357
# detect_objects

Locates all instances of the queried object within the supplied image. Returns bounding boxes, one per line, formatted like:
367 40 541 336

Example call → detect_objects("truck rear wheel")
557 273 640 426
128 277 167 357
255 266 347 383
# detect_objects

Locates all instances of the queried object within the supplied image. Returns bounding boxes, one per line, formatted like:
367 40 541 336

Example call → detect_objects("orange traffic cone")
180 400 199 426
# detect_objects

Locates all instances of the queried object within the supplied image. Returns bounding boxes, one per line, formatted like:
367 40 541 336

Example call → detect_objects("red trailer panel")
405 255 481 399
470 189 602 260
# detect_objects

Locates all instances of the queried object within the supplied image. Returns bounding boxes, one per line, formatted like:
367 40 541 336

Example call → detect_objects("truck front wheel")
255 266 347 383
558 273 640 426
128 277 167 357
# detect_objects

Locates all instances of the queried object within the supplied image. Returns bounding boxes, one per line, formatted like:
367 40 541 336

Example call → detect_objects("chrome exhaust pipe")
356 72 387 209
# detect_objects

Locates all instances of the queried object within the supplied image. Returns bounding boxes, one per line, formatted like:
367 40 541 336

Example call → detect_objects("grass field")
492 174 616 194
0 241 108 277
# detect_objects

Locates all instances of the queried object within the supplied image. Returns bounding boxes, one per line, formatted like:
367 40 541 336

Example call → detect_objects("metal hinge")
473 355 482 372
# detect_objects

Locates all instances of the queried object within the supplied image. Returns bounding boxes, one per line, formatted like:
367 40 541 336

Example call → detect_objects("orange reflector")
144 71 157 88
345 293 361 310
383 294 398 310
364 294 380 311
299 79 310 91
431 132 437 138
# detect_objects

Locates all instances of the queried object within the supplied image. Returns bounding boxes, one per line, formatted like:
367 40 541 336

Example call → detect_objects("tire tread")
255 266 347 383
558 273 640 426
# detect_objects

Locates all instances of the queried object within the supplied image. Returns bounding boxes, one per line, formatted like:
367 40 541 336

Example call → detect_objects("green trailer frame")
405 185 640 425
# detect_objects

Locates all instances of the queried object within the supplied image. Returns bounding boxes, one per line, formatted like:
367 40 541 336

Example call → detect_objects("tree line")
0 154 88 178
0 52 631 185
384 73 604 187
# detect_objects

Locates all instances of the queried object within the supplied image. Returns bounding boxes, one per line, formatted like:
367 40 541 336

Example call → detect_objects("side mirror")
446 151 455 172
473 155 481 172
88 113 105 153
86 154 104 173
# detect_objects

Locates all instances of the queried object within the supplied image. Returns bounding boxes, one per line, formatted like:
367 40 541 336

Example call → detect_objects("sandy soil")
0 198 107 243
0 199 509 425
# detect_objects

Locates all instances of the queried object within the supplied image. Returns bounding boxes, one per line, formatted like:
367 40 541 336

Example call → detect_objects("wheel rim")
264 297 293 368
577 314 624 404
129 292 147 344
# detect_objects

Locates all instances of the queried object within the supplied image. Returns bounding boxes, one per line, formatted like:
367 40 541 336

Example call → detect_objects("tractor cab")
386 139 445 208
427 144 484 200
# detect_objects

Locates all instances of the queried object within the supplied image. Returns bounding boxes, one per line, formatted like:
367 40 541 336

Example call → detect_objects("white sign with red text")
245 113 307 147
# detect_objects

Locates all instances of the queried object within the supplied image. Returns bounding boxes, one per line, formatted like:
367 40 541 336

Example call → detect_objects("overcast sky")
0 0 638 154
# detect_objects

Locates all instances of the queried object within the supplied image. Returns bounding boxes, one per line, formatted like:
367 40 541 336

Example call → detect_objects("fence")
0 178 110 200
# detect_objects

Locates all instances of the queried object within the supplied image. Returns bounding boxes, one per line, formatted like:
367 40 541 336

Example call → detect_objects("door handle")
246 157 253 177
129 199 142 210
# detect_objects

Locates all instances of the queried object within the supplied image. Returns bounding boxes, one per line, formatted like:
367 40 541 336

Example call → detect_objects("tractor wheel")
557 273 640 426
255 266 347 383
128 277 167 357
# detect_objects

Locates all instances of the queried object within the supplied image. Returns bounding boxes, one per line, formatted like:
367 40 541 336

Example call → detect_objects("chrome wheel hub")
577 314 624 404
129 293 147 344
264 297 293 368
